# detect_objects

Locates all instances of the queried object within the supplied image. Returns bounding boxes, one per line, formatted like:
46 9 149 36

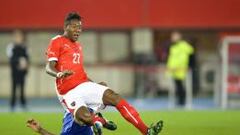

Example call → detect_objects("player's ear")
63 25 67 31
64 23 70 31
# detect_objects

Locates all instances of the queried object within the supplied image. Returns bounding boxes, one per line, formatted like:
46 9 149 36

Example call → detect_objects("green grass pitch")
0 110 239 135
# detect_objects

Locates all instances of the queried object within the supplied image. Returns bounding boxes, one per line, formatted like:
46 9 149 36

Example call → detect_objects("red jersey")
46 35 88 95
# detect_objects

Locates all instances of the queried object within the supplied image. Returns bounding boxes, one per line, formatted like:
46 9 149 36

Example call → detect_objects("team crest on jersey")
64 44 70 49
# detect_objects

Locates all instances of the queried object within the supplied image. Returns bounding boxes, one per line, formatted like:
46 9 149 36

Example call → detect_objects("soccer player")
27 111 117 135
45 12 163 135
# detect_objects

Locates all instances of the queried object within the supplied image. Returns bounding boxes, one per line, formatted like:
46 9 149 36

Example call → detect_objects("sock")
116 99 148 134
92 113 106 126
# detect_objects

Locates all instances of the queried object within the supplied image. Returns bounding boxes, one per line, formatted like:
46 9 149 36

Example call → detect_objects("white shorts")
57 82 109 114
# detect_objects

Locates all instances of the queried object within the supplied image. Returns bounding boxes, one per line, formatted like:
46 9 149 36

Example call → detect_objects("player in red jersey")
45 12 163 135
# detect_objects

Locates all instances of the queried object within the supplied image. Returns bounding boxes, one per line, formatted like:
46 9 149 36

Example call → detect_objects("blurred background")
1 0 240 112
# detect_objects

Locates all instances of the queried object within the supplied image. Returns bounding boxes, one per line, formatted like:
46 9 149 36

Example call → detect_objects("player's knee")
103 89 122 106
75 112 93 125
80 115 93 125
75 108 93 126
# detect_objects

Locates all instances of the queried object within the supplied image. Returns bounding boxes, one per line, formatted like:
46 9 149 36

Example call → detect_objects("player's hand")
26 119 42 133
57 70 74 78
98 82 107 86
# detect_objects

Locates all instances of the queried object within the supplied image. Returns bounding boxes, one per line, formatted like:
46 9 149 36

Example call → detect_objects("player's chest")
60 43 82 55
59 44 83 64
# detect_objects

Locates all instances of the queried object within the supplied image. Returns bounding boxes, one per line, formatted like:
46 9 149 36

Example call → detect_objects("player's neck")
62 33 75 43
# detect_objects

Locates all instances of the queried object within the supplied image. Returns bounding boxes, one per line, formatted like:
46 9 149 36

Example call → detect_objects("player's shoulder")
51 35 63 42
49 35 66 46
76 41 81 45
74 40 83 47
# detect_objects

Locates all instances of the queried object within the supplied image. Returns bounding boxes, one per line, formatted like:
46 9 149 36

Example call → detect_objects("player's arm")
45 61 73 78
27 119 55 135
45 61 59 77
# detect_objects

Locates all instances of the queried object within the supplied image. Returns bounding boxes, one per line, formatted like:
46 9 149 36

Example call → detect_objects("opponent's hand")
27 119 41 133
98 82 107 86
57 70 74 78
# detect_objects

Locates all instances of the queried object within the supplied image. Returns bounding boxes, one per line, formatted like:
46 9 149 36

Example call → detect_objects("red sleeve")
46 39 61 61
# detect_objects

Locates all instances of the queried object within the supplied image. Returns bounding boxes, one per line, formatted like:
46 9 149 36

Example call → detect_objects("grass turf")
0 110 239 135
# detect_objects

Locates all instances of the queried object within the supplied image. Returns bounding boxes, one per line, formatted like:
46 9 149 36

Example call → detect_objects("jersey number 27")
73 53 80 64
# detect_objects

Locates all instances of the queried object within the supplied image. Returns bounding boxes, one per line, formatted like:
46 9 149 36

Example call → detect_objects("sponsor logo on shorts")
71 101 76 107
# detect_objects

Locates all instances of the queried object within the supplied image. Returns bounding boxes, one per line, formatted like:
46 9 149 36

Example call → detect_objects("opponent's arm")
45 61 73 78
27 119 55 135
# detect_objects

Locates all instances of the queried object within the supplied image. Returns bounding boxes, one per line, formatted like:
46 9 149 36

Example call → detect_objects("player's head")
171 31 182 43
13 29 25 44
64 12 82 42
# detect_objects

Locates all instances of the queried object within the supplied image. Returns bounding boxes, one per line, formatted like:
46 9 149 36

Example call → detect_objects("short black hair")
64 12 82 26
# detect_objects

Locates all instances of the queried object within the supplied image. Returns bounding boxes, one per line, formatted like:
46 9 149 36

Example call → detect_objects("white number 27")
73 53 80 64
